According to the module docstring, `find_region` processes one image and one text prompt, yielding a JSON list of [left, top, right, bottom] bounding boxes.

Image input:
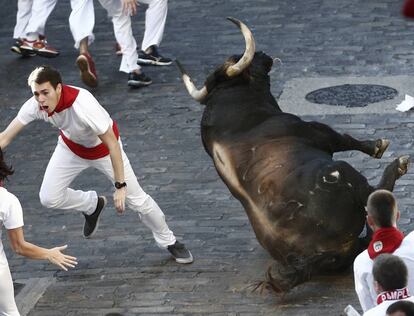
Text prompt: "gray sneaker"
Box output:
[[83, 196, 107, 238], [167, 241, 193, 264]]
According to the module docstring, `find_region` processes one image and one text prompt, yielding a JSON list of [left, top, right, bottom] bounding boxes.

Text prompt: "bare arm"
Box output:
[[0, 117, 25, 149], [7, 227, 77, 271], [98, 127, 127, 213]]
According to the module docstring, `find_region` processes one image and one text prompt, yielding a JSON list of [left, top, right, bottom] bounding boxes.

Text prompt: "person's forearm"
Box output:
[[0, 132, 11, 149], [12, 240, 50, 260], [109, 143, 125, 183], [0, 117, 26, 149]]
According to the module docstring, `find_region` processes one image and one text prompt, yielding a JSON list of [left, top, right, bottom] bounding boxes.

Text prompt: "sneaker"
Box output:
[[11, 38, 35, 56], [76, 53, 98, 88], [137, 45, 172, 66], [115, 43, 122, 56], [167, 241, 193, 264], [19, 37, 59, 58], [83, 196, 107, 238], [127, 71, 152, 87], [10, 39, 23, 55]]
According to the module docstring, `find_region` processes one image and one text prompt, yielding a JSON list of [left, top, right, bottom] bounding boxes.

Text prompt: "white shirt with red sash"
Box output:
[[363, 288, 414, 316], [17, 85, 115, 158], [354, 231, 414, 312]]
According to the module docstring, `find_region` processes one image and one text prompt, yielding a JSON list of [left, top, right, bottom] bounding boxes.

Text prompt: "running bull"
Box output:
[[177, 18, 409, 291]]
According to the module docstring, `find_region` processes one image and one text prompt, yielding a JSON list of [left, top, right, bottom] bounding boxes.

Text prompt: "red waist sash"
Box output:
[[60, 122, 119, 160]]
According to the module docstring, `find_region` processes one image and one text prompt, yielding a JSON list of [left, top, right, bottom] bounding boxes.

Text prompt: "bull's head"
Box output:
[[177, 18, 273, 104]]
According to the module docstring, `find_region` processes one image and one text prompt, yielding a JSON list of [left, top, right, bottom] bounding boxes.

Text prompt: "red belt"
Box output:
[[60, 122, 120, 160]]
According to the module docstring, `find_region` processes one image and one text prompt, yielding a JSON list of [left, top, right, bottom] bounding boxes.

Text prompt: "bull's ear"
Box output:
[[261, 52, 274, 74]]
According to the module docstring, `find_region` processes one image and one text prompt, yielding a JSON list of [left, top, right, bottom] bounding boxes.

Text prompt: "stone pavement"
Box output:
[[1, 0, 414, 315]]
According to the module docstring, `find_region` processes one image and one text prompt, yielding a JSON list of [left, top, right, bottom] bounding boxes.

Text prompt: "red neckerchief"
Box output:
[[377, 287, 410, 304], [39, 85, 79, 117], [0, 180, 3, 187], [368, 227, 404, 259]]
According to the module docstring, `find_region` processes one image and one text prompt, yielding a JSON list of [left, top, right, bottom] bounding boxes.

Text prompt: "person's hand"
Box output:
[[113, 187, 127, 214], [122, 0, 138, 16], [46, 245, 77, 271]]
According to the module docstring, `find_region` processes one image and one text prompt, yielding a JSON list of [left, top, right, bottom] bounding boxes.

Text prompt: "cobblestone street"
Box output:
[[1, 0, 414, 315]]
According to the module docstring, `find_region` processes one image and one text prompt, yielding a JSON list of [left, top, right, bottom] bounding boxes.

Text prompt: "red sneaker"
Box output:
[[20, 37, 59, 58], [76, 53, 98, 88]]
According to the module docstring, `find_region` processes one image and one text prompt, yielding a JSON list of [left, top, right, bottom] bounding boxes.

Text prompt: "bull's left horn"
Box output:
[[225, 17, 256, 77], [176, 60, 208, 102]]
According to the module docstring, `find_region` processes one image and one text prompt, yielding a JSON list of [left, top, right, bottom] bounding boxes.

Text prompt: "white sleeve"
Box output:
[[3, 192, 24, 230], [75, 90, 112, 135], [354, 252, 376, 312], [17, 97, 43, 125]]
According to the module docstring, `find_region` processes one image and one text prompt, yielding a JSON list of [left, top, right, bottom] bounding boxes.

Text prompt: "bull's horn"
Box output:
[[176, 60, 208, 102], [225, 17, 256, 77]]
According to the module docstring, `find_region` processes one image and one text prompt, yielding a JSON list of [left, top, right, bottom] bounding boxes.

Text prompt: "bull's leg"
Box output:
[[252, 256, 313, 294], [253, 251, 352, 294], [377, 155, 410, 191], [304, 121, 389, 158]]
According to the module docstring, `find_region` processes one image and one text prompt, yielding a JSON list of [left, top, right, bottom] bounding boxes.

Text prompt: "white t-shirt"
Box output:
[[17, 85, 112, 148], [363, 296, 414, 316], [354, 231, 414, 312], [0, 187, 24, 267]]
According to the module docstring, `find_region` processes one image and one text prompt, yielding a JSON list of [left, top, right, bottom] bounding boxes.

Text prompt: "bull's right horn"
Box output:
[[176, 60, 208, 102], [225, 17, 256, 77]]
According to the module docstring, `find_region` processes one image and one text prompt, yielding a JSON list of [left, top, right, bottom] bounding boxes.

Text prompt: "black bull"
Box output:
[[178, 18, 409, 291]]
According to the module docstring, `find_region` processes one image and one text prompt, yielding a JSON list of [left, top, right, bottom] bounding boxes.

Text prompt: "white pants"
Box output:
[[0, 265, 19, 316], [98, 0, 168, 73], [69, 0, 95, 49], [13, 0, 57, 39], [39, 138, 176, 248]]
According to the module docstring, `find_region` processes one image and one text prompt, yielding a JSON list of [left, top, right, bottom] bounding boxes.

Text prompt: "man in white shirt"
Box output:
[[363, 254, 414, 316], [0, 148, 77, 316], [354, 190, 414, 312], [0, 65, 193, 264]]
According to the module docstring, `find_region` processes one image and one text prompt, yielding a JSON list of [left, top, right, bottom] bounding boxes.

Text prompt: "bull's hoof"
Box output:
[[398, 155, 410, 176], [250, 266, 292, 294], [373, 139, 390, 159]]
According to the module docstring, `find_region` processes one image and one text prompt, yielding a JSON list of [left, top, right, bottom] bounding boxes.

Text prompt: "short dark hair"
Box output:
[[27, 65, 62, 89], [373, 254, 408, 291], [367, 189, 398, 227], [386, 300, 414, 316], [0, 147, 14, 182]]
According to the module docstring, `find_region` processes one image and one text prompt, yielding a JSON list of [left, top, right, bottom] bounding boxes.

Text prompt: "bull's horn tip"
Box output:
[[175, 59, 187, 75], [227, 17, 241, 26]]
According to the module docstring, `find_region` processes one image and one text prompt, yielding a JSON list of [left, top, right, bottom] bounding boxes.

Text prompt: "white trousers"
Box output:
[[0, 265, 19, 316], [13, 0, 57, 39], [39, 138, 176, 248], [98, 0, 168, 73], [69, 0, 95, 49]]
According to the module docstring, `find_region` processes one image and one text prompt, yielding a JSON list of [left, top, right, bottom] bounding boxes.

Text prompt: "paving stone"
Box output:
[[1, 0, 414, 315]]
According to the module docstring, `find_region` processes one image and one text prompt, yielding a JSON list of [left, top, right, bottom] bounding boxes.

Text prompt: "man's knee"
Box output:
[[39, 190, 63, 209], [136, 195, 158, 215]]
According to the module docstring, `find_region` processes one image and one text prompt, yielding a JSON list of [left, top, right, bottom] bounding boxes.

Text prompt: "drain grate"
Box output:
[[305, 84, 398, 107]]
